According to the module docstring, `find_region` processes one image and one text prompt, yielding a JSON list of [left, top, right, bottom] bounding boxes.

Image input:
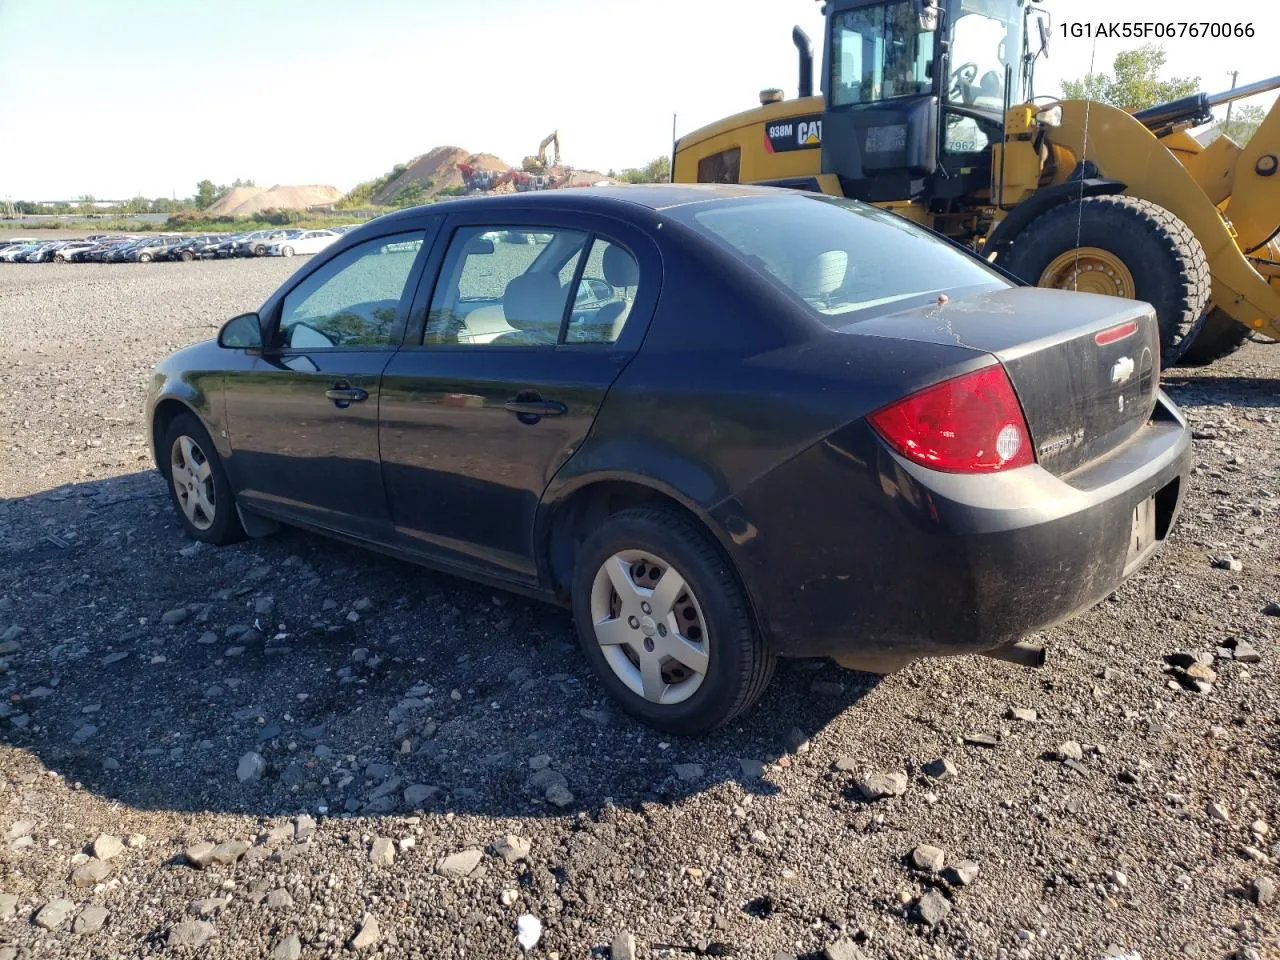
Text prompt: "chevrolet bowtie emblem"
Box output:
[[1110, 356, 1135, 384]]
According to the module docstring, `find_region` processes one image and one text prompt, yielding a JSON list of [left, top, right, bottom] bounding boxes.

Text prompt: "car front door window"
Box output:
[[278, 232, 425, 348]]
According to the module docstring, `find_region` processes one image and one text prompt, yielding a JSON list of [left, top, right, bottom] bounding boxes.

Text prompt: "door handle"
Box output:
[[504, 399, 567, 418], [326, 383, 368, 407]]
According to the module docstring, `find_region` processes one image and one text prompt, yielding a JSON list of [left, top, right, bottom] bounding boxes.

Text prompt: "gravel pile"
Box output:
[[0, 261, 1278, 959]]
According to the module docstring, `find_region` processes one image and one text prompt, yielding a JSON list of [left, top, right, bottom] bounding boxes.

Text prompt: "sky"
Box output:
[[0, 0, 1276, 201]]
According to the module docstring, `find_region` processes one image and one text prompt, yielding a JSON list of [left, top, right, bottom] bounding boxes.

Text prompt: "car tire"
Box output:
[[138, 252, 152, 263], [1001, 195, 1210, 368], [570, 506, 775, 734], [181, 250, 195, 262], [1175, 307, 1253, 366], [161, 412, 245, 546], [281, 246, 294, 258], [253, 244, 266, 256], [54, 253, 65, 263]]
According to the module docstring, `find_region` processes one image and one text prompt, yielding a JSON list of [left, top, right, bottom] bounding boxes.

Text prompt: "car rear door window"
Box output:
[[424, 227, 587, 346], [563, 238, 640, 344], [278, 232, 425, 349]]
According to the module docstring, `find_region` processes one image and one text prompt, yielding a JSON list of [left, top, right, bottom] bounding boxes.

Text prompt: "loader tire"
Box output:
[[1002, 195, 1211, 368], [1175, 308, 1253, 366]]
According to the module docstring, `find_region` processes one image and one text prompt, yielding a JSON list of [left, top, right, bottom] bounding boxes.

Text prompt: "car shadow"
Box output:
[[0, 470, 881, 821], [1162, 373, 1280, 410]]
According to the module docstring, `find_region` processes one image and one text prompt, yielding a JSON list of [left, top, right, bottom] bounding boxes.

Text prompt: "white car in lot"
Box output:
[[266, 230, 340, 258]]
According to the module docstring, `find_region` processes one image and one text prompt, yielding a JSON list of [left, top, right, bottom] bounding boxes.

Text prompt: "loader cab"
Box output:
[[820, 0, 1029, 205]]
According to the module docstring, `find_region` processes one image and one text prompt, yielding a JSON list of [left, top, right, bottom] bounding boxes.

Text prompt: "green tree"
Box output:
[[1061, 44, 1199, 110], [123, 195, 151, 214], [195, 180, 218, 210], [390, 181, 429, 207], [617, 156, 671, 184], [75, 194, 96, 215], [1214, 103, 1266, 146]]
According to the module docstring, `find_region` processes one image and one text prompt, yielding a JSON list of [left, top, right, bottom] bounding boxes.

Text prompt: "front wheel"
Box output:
[[138, 253, 152, 263], [54, 253, 66, 263], [161, 413, 245, 545], [571, 507, 774, 734], [281, 246, 294, 258], [1001, 195, 1210, 367], [253, 244, 266, 256], [181, 250, 194, 262]]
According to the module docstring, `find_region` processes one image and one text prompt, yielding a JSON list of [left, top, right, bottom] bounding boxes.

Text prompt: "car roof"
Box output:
[[368, 183, 789, 229]]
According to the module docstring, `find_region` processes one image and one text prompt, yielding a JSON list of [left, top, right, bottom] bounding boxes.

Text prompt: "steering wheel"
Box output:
[[948, 62, 979, 102]]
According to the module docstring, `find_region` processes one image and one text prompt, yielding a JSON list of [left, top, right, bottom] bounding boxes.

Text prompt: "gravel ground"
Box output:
[[0, 260, 1278, 960]]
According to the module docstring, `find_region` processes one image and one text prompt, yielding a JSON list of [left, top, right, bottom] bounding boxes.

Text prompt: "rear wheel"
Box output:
[[1175, 308, 1253, 366], [138, 252, 152, 263], [1002, 195, 1210, 367], [161, 413, 245, 545], [571, 507, 774, 734], [54, 253, 66, 263], [181, 250, 195, 262]]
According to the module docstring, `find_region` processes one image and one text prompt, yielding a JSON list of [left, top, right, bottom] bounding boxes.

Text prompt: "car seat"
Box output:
[[588, 245, 640, 342], [491, 273, 564, 346]]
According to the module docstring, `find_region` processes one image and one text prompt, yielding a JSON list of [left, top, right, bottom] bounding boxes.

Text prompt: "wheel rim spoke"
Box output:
[[648, 567, 686, 620], [181, 490, 199, 522], [593, 616, 634, 648], [195, 486, 215, 522], [662, 633, 709, 675], [170, 462, 191, 487], [639, 654, 666, 702], [193, 458, 212, 482], [603, 555, 641, 608], [178, 436, 198, 468]]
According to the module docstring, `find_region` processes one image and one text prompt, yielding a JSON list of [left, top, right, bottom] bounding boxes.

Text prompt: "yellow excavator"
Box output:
[[672, 0, 1280, 366], [523, 131, 561, 174]]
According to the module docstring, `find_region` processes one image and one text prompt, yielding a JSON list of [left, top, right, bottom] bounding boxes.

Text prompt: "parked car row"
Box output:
[[0, 226, 359, 264]]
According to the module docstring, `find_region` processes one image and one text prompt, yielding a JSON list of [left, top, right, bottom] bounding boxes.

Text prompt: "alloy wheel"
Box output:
[[170, 435, 216, 531], [589, 549, 710, 704]]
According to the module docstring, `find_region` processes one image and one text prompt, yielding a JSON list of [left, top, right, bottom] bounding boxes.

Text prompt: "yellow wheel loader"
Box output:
[[671, 0, 1280, 367]]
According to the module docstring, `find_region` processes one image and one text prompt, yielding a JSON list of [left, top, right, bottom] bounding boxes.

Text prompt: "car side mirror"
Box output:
[[577, 276, 616, 303], [914, 0, 938, 31], [464, 237, 495, 255], [218, 312, 264, 352]]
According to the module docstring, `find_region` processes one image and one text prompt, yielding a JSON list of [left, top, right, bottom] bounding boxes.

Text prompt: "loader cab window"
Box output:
[[945, 0, 1025, 111], [942, 0, 1026, 155], [830, 2, 935, 106]]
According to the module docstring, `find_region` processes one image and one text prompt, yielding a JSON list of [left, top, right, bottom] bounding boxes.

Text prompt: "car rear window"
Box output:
[[672, 194, 1008, 326]]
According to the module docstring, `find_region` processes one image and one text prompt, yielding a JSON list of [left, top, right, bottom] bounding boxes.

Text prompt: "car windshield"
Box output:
[[672, 194, 1008, 326]]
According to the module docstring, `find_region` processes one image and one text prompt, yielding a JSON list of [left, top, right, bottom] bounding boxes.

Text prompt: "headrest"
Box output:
[[602, 244, 639, 287], [503, 273, 564, 332], [793, 250, 848, 299]]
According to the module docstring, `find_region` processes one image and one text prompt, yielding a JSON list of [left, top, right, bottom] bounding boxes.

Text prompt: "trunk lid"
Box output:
[[842, 287, 1161, 476]]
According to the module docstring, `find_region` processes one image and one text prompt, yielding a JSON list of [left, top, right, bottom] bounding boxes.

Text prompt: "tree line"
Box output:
[[1062, 44, 1266, 145]]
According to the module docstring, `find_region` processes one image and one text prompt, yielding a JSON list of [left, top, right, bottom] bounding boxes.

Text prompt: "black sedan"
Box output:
[[145, 185, 1190, 734]]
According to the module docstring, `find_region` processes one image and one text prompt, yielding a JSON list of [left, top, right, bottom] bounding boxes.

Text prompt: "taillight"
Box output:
[[868, 364, 1035, 473]]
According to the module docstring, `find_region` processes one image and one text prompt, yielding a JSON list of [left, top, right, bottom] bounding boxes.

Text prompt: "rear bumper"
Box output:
[[719, 391, 1191, 660]]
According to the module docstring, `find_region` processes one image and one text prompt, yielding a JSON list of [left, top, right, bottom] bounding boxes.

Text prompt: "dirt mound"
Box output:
[[367, 146, 614, 204], [372, 147, 519, 204], [208, 184, 343, 217], [205, 186, 266, 217]]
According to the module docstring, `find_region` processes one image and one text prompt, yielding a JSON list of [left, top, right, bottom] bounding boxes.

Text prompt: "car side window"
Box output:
[[424, 226, 586, 346], [278, 232, 425, 349], [564, 238, 640, 345]]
